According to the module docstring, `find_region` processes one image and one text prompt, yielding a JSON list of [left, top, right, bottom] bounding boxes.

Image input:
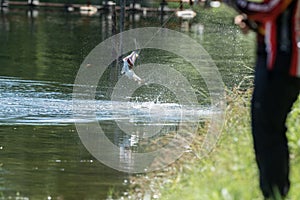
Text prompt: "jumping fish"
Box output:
[[121, 51, 143, 84]]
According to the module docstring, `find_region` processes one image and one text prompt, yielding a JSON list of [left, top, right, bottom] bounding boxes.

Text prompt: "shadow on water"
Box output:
[[0, 4, 254, 199]]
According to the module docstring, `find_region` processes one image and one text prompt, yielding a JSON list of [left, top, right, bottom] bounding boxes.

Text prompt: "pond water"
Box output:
[[0, 5, 254, 200]]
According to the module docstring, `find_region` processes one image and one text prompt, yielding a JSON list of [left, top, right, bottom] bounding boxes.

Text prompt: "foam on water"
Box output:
[[0, 76, 213, 125]]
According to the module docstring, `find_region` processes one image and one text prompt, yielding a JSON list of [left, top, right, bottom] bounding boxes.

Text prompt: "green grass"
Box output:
[[159, 89, 262, 200], [123, 90, 300, 200]]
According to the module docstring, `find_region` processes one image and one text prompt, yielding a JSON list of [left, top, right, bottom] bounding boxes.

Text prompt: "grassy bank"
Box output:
[[108, 4, 299, 200], [158, 89, 260, 200], [118, 90, 300, 200]]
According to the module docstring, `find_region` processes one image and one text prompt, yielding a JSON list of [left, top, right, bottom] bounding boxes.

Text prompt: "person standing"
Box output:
[[226, 0, 300, 198]]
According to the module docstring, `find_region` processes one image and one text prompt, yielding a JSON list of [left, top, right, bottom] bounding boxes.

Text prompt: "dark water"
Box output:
[[0, 5, 254, 200]]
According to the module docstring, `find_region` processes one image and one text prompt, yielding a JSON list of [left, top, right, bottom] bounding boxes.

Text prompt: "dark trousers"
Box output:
[[251, 54, 300, 198]]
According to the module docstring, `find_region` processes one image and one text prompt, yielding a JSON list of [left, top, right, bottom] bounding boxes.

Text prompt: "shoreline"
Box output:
[[111, 89, 300, 199]]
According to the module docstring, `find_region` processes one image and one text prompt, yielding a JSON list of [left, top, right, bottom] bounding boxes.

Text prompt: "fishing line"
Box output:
[[115, 1, 185, 59], [117, 1, 187, 79], [137, 1, 184, 53]]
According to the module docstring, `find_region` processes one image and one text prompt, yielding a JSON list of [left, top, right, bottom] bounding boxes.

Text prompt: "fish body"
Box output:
[[121, 51, 142, 83]]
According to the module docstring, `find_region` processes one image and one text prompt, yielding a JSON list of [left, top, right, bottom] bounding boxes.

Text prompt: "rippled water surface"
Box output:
[[0, 5, 253, 200]]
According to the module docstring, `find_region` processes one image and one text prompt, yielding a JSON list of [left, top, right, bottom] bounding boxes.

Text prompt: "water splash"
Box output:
[[0, 76, 213, 125]]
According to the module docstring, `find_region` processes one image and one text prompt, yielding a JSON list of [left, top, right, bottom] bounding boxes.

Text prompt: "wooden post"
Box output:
[[111, 2, 117, 72], [161, 0, 167, 6], [28, 0, 39, 6], [179, 0, 183, 10], [119, 0, 125, 69], [120, 0, 125, 33], [103, 0, 108, 10], [132, 0, 136, 10], [160, 0, 167, 27], [28, 0, 33, 6], [205, 0, 211, 7], [189, 0, 193, 6], [112, 2, 116, 35]]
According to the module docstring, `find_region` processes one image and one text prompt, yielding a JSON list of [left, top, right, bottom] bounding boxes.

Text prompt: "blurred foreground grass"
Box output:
[[114, 90, 300, 200]]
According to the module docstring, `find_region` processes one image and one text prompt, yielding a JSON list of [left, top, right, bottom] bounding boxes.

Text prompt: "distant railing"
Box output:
[[1, 0, 181, 13]]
